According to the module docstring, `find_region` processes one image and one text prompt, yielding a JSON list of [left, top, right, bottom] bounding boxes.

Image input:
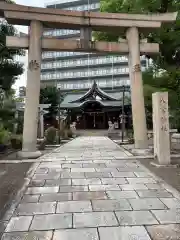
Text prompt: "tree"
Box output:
[[0, 0, 25, 95], [0, 90, 16, 131], [95, 0, 180, 70], [142, 67, 180, 129], [95, 0, 180, 129], [40, 87, 64, 123]]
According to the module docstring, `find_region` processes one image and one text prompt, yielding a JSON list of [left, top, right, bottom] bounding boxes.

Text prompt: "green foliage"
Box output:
[[40, 87, 64, 121], [95, 0, 180, 69], [45, 126, 57, 144], [0, 94, 16, 132], [0, 21, 24, 93], [95, 0, 180, 129], [0, 0, 24, 93], [142, 67, 180, 129], [0, 124, 10, 145]]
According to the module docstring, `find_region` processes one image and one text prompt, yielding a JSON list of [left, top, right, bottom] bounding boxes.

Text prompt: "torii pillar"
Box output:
[[18, 20, 43, 158], [126, 27, 148, 149]]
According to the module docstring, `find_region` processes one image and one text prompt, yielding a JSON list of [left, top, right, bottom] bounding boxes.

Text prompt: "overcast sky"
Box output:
[[14, 0, 52, 92], [14, 0, 76, 93]]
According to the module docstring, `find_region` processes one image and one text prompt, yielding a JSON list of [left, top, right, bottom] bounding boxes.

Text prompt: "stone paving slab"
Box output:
[[14, 202, 56, 216], [92, 199, 132, 211], [127, 178, 157, 184], [56, 201, 92, 213], [39, 193, 72, 202], [160, 198, 180, 209], [30, 213, 72, 230], [89, 184, 120, 191], [146, 224, 180, 240], [25, 186, 59, 194], [145, 183, 164, 190], [106, 190, 139, 199], [2, 231, 53, 240], [151, 209, 180, 224], [45, 179, 71, 186], [59, 186, 88, 192], [71, 178, 101, 185], [29, 180, 45, 187], [61, 172, 85, 179], [137, 190, 173, 198], [32, 173, 62, 180], [111, 172, 136, 177], [85, 172, 112, 178], [115, 210, 159, 225], [73, 212, 118, 228], [73, 191, 108, 200], [101, 177, 127, 185], [98, 226, 151, 240], [120, 184, 148, 190], [5, 216, 33, 232], [21, 194, 40, 203], [53, 228, 99, 240], [2, 136, 180, 240], [129, 198, 167, 210]]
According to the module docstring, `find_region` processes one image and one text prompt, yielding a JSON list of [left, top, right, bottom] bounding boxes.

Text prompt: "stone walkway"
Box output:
[[1, 136, 180, 239]]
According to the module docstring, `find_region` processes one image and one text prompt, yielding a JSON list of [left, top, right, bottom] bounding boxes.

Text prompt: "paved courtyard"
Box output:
[[1, 136, 180, 239]]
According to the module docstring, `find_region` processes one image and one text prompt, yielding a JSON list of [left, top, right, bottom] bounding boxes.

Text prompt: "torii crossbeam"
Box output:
[[6, 36, 159, 54], [0, 1, 177, 158]]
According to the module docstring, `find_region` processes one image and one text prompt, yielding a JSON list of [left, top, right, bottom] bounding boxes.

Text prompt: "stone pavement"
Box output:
[[1, 136, 180, 239]]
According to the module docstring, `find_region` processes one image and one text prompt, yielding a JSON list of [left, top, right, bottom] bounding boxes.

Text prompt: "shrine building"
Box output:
[[60, 81, 131, 129]]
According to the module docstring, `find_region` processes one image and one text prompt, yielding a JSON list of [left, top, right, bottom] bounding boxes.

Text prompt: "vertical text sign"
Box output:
[[152, 92, 170, 165]]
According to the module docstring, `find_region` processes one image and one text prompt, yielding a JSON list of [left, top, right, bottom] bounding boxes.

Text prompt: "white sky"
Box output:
[[14, 0, 80, 93], [14, 0, 54, 92]]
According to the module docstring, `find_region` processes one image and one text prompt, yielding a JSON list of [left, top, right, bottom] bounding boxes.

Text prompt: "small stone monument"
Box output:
[[70, 122, 77, 137], [108, 120, 116, 138], [38, 104, 51, 138], [152, 92, 170, 165]]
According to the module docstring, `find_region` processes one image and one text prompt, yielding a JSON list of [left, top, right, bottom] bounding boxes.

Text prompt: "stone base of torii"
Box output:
[[15, 102, 51, 158]]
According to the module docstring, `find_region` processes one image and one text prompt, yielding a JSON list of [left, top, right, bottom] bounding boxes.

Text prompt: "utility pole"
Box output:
[[58, 88, 61, 144], [121, 85, 125, 142]]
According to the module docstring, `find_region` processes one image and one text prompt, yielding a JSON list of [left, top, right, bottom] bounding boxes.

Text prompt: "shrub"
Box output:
[[0, 125, 10, 145], [45, 126, 57, 144], [10, 134, 22, 149]]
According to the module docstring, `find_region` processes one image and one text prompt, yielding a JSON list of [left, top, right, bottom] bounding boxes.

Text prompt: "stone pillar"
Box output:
[[19, 21, 43, 158], [126, 27, 148, 149], [152, 95, 157, 156], [152, 92, 170, 165], [40, 110, 44, 139]]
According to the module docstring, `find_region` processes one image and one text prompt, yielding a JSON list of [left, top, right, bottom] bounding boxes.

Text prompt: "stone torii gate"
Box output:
[[0, 2, 177, 158]]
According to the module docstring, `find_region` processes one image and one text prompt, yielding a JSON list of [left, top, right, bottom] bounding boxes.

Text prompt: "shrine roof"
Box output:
[[60, 82, 131, 109]]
